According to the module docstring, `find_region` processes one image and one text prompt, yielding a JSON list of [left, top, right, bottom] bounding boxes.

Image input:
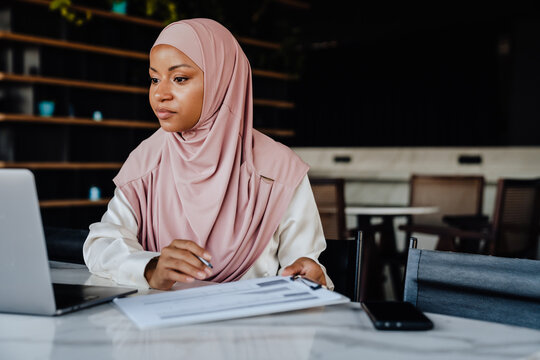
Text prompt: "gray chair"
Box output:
[[403, 238, 540, 329]]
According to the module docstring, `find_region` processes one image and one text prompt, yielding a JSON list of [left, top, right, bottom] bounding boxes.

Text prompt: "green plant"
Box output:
[[144, 0, 178, 24], [49, 0, 92, 26], [49, 0, 179, 26]]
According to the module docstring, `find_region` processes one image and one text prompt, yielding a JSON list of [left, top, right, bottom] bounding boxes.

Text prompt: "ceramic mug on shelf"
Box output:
[[89, 186, 101, 201], [93, 111, 103, 121], [111, 0, 127, 14], [38, 101, 55, 117]]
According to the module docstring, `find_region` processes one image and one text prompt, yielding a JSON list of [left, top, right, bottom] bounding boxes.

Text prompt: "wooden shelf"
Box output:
[[39, 198, 110, 208], [0, 113, 295, 137], [252, 69, 298, 81], [0, 161, 123, 170], [0, 32, 298, 81], [16, 0, 282, 50], [257, 128, 296, 137], [0, 113, 159, 129], [0, 72, 147, 94], [0, 31, 148, 59], [0, 73, 295, 108], [253, 98, 295, 109]]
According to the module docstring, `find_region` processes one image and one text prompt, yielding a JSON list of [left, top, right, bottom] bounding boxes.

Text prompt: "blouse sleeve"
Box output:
[[275, 175, 335, 290], [83, 188, 159, 288]]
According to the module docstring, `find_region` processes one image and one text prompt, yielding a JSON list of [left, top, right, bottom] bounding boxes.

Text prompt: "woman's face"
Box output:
[[149, 44, 204, 133]]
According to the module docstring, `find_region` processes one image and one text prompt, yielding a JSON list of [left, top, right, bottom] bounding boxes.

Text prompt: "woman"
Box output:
[[83, 18, 332, 290]]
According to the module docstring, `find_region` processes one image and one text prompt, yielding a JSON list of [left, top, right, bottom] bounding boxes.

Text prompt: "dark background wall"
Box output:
[[290, 2, 540, 147], [6, 1, 539, 148]]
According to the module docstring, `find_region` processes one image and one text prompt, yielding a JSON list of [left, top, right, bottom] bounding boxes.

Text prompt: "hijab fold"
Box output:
[[114, 18, 309, 282]]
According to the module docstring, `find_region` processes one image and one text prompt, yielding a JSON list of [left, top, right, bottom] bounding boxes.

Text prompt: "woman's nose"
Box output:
[[154, 82, 173, 101]]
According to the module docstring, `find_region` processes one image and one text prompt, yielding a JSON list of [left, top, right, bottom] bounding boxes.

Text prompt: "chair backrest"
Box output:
[[310, 177, 347, 240], [318, 232, 363, 302], [44, 226, 89, 264], [409, 174, 484, 226], [490, 178, 540, 259], [403, 245, 540, 330]]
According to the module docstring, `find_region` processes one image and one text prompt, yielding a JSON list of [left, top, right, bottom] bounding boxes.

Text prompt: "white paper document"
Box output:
[[114, 276, 349, 329]]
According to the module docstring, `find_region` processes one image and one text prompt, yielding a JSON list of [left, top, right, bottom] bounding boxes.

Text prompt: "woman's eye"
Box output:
[[174, 76, 188, 83], [149, 77, 159, 85]]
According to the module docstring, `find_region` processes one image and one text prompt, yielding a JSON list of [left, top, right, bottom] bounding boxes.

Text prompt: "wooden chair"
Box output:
[[401, 178, 540, 259], [398, 174, 485, 251], [456, 178, 540, 258], [310, 177, 347, 240]]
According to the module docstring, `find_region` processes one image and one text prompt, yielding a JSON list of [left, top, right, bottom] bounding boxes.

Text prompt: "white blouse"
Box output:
[[83, 175, 334, 290]]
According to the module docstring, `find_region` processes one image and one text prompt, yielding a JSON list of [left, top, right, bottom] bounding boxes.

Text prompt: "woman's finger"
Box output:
[[160, 253, 212, 278], [281, 262, 304, 277], [164, 268, 195, 283], [161, 244, 212, 271], [169, 258, 211, 279], [169, 239, 212, 261], [282, 257, 326, 286]]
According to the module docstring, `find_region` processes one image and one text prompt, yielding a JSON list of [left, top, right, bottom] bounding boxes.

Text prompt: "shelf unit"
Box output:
[[0, 0, 304, 228]]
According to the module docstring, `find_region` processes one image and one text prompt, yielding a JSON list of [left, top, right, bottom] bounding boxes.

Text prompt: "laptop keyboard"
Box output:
[[53, 283, 94, 309]]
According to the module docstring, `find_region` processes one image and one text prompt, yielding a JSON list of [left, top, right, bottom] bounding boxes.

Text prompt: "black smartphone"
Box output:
[[361, 301, 434, 330]]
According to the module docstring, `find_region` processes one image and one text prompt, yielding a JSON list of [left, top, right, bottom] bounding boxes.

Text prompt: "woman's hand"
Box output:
[[144, 239, 213, 290], [281, 257, 327, 287]]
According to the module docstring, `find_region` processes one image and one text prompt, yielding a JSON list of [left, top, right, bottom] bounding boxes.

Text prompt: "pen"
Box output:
[[196, 255, 213, 269], [290, 275, 322, 290]]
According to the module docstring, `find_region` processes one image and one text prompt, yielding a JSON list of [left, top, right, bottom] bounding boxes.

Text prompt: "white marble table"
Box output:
[[1, 262, 539, 360]]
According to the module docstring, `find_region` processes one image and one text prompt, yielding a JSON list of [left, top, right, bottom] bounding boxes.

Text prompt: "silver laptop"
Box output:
[[0, 169, 137, 315]]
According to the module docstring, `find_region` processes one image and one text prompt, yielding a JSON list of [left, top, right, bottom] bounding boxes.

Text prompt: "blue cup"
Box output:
[[93, 110, 103, 121], [111, 0, 127, 14], [38, 101, 55, 117], [89, 186, 101, 201]]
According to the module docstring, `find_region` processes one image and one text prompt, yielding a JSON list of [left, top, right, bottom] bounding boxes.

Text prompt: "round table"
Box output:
[[345, 205, 439, 301], [345, 206, 439, 216]]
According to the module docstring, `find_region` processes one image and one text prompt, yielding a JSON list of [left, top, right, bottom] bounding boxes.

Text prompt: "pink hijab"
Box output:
[[113, 18, 309, 282]]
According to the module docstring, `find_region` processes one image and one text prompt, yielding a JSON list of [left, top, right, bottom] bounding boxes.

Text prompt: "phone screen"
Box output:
[[361, 301, 433, 330]]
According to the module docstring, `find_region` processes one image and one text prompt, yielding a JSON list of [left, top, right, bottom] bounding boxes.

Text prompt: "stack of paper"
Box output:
[[114, 276, 349, 329]]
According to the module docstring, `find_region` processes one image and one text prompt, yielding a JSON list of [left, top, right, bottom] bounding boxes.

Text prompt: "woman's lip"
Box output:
[[156, 110, 176, 120]]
